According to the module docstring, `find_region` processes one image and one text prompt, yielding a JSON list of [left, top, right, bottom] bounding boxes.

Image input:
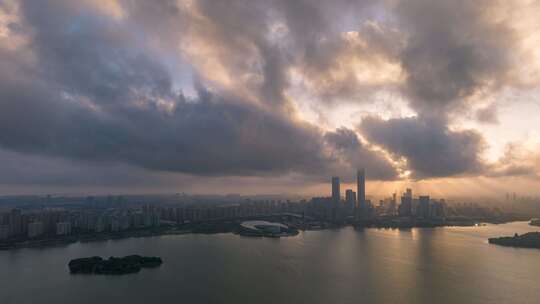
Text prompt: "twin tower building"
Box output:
[[331, 169, 367, 217]]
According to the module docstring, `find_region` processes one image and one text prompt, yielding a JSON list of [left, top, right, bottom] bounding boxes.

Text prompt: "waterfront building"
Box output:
[[239, 221, 288, 235]]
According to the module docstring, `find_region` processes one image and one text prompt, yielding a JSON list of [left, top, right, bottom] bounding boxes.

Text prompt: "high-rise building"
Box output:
[[406, 188, 412, 198], [345, 189, 356, 204], [357, 169, 366, 208], [332, 176, 340, 203], [356, 168, 366, 218], [418, 195, 430, 218], [389, 193, 398, 216], [399, 189, 413, 217], [345, 189, 356, 213]]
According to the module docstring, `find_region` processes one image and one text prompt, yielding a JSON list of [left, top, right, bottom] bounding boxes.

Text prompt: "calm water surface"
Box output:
[[1, 221, 540, 304]]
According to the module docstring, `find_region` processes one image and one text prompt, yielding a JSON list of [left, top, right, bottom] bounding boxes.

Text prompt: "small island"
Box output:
[[68, 255, 162, 275], [488, 232, 540, 249], [530, 218, 540, 227]]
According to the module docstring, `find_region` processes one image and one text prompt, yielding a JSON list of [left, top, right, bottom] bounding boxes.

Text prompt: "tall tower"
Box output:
[[331, 176, 340, 203], [345, 190, 356, 214], [357, 169, 365, 208]]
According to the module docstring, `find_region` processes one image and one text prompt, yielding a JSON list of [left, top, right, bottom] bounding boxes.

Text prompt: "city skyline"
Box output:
[[2, 167, 530, 245]]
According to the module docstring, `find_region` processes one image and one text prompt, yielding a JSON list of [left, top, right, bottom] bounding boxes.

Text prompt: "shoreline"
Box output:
[[489, 232, 540, 249], [1, 219, 533, 251]]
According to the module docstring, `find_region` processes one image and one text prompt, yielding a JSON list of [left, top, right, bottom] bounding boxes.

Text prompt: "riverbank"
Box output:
[[0, 217, 533, 251], [0, 228, 191, 251], [488, 232, 540, 249]]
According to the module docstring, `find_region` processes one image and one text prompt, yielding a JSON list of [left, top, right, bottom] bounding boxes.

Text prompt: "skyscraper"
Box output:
[[399, 189, 413, 217], [406, 188, 412, 198], [345, 189, 356, 204], [331, 176, 340, 203], [357, 169, 365, 208], [345, 189, 356, 213], [418, 195, 430, 218]]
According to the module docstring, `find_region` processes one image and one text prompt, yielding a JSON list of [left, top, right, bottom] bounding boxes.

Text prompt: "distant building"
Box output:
[[111, 218, 120, 232], [357, 169, 366, 208], [28, 221, 44, 238], [399, 190, 413, 217], [418, 196, 430, 218], [56, 222, 72, 235], [389, 193, 398, 216], [142, 204, 160, 227], [430, 200, 447, 218], [345, 189, 356, 213], [0, 225, 9, 240], [120, 216, 131, 230], [9, 209, 23, 237], [406, 188, 412, 198], [356, 169, 366, 219], [95, 216, 107, 232], [311, 197, 334, 221], [331, 177, 340, 203]]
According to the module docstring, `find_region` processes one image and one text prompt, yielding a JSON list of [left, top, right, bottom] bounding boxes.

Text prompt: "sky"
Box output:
[[1, 0, 540, 197]]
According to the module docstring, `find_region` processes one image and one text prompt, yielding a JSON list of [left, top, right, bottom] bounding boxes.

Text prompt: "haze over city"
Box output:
[[1, 0, 540, 197]]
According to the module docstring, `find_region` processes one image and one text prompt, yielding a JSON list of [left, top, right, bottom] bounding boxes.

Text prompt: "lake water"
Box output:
[[1, 221, 540, 304]]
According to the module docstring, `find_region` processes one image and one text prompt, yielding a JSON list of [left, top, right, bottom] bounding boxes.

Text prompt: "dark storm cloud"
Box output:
[[359, 116, 486, 178], [0, 51, 328, 176], [0, 0, 314, 176], [0, 0, 532, 187], [0, 0, 398, 182], [395, 0, 513, 116], [19, 0, 174, 108]]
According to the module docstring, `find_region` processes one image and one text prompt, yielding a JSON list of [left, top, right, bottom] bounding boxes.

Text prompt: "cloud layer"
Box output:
[[0, 0, 539, 191], [359, 116, 486, 178]]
